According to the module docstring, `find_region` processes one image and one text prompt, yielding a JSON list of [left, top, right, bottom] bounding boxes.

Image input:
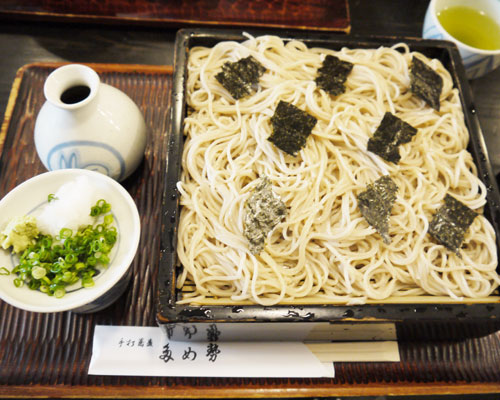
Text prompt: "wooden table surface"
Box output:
[[0, 0, 499, 398]]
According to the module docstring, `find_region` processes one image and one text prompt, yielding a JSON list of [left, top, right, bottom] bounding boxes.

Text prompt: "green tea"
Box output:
[[437, 6, 500, 50]]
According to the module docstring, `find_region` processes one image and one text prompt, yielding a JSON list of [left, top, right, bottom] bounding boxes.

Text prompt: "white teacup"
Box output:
[[423, 0, 500, 79]]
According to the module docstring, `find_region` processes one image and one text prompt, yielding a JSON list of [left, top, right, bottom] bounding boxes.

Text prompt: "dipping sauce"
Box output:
[[60, 85, 91, 104], [437, 6, 500, 50]]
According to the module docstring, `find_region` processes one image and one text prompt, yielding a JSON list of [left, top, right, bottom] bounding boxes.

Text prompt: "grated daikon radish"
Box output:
[[37, 175, 100, 237]]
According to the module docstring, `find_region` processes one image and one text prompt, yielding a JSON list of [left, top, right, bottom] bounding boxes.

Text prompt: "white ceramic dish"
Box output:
[[0, 169, 141, 313]]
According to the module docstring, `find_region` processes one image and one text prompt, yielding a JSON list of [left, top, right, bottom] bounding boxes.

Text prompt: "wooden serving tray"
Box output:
[[0, 62, 499, 398], [0, 0, 350, 32]]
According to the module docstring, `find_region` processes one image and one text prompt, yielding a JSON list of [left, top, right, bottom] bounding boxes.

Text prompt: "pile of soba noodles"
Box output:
[[175, 34, 500, 306]]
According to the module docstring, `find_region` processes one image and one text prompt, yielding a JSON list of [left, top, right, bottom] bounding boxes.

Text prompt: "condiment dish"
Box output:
[[0, 169, 140, 313]]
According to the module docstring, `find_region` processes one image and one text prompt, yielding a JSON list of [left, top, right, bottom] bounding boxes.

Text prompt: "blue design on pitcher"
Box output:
[[46, 140, 126, 181], [58, 152, 79, 169], [58, 151, 111, 176]]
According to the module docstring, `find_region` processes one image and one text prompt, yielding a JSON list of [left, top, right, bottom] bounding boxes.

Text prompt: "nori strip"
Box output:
[[244, 177, 287, 255], [428, 194, 478, 254], [315, 54, 354, 96], [410, 56, 443, 111], [357, 175, 398, 244], [367, 112, 418, 164], [215, 55, 266, 100], [268, 101, 318, 156]]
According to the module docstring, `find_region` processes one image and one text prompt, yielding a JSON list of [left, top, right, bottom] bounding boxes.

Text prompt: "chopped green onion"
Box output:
[[62, 271, 74, 282], [82, 277, 94, 288], [48, 194, 57, 202], [9, 198, 116, 298], [50, 264, 62, 274], [99, 254, 110, 264], [29, 280, 40, 290], [75, 262, 86, 271], [59, 228, 72, 239], [0, 267, 10, 275], [41, 237, 52, 248], [39, 249, 51, 262], [89, 199, 111, 217], [32, 266, 46, 280], [65, 253, 78, 264], [91, 240, 102, 252]]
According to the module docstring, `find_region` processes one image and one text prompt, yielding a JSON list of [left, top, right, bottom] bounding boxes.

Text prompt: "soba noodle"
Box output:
[[175, 35, 500, 305]]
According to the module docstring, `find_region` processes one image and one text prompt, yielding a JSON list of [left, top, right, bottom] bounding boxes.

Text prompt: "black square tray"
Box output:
[[157, 28, 500, 341]]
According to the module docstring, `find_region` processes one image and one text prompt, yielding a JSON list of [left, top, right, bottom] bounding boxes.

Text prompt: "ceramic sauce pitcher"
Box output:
[[34, 64, 147, 181]]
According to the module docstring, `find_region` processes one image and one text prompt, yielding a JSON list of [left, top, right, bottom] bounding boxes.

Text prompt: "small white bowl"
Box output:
[[0, 169, 140, 313]]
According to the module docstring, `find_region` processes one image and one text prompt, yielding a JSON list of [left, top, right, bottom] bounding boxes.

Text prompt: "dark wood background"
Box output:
[[0, 0, 499, 398], [0, 0, 351, 31]]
